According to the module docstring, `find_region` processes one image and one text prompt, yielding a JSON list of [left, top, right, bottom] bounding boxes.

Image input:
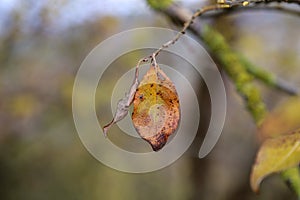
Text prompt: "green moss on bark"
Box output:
[[282, 167, 300, 198], [202, 25, 266, 125], [146, 0, 173, 10]]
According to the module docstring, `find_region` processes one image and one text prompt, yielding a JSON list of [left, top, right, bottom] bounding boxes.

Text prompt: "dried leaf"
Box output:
[[250, 129, 300, 193], [103, 58, 149, 136], [131, 64, 180, 151], [258, 97, 300, 142], [103, 71, 139, 136]]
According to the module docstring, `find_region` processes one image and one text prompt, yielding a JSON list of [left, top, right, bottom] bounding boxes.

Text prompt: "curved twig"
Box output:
[[145, 1, 300, 96]]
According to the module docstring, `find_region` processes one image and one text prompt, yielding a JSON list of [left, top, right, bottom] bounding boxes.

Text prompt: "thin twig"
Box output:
[[152, 4, 231, 58], [149, 0, 300, 59], [146, 1, 299, 96], [225, 0, 300, 5], [201, 5, 300, 18], [135, 57, 149, 80]]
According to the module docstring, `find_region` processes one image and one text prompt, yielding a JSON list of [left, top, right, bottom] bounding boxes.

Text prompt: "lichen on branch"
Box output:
[[202, 25, 266, 125], [146, 0, 173, 10], [145, 0, 300, 196]]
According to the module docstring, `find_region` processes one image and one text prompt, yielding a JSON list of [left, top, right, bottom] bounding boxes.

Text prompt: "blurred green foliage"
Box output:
[[147, 0, 173, 10]]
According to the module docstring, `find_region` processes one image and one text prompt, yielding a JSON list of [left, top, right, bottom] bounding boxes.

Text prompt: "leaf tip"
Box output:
[[102, 122, 113, 138], [250, 169, 261, 194], [102, 127, 108, 138], [148, 133, 168, 151]]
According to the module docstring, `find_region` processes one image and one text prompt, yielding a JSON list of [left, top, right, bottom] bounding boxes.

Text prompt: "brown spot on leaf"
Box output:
[[148, 133, 167, 151]]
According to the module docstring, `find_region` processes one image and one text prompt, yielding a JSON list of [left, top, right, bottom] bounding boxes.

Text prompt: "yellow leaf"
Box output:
[[132, 65, 180, 151], [258, 97, 300, 142], [250, 129, 300, 193]]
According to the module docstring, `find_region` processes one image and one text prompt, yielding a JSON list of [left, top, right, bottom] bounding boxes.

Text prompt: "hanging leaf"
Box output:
[[103, 58, 148, 136], [132, 64, 180, 151], [258, 97, 300, 142], [103, 77, 139, 136], [250, 129, 300, 193]]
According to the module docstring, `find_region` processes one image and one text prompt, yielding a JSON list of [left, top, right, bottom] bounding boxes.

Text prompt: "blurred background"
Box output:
[[0, 0, 300, 199]]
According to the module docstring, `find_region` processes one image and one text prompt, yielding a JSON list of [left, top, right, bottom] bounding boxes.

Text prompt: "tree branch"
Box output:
[[152, 2, 299, 97], [147, 0, 300, 197], [224, 0, 300, 5], [238, 55, 300, 95], [151, 2, 299, 121], [201, 5, 300, 18], [281, 167, 300, 197]]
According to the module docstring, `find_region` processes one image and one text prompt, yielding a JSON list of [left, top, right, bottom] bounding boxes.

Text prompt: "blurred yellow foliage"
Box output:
[[258, 97, 300, 142], [9, 93, 39, 118], [251, 130, 300, 193]]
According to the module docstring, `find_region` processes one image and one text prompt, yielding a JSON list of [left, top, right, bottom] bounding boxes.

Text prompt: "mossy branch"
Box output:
[[146, 0, 173, 10], [146, 0, 300, 197], [201, 25, 266, 124], [239, 55, 299, 95], [282, 167, 300, 199]]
